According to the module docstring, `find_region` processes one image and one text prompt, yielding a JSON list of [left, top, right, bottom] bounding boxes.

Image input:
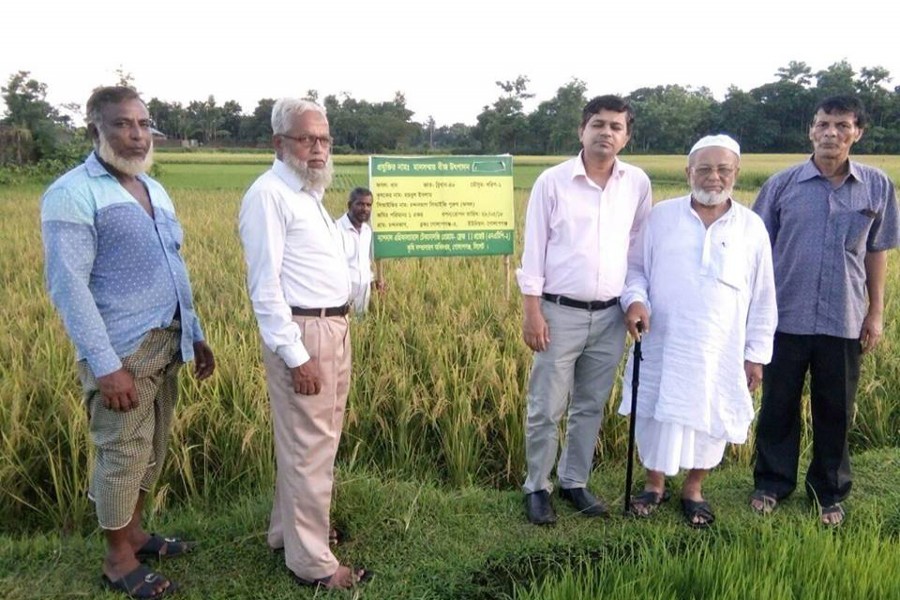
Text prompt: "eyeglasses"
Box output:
[[692, 165, 737, 179], [279, 133, 333, 149]]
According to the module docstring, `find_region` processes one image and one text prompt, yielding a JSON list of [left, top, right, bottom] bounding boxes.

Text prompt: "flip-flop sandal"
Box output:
[[136, 534, 196, 560], [681, 498, 715, 529], [820, 503, 846, 527], [292, 566, 373, 589], [102, 564, 177, 599], [749, 490, 778, 515], [629, 489, 670, 517]]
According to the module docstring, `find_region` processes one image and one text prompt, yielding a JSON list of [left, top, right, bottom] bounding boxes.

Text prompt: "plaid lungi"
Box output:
[[77, 323, 183, 530]]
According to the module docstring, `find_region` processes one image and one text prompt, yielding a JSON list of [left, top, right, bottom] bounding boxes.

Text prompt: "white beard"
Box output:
[[284, 153, 334, 190], [692, 186, 732, 207], [96, 133, 154, 177]]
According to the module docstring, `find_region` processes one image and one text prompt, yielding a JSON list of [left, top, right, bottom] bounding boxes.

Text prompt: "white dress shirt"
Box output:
[[516, 153, 652, 301], [337, 213, 373, 314], [619, 196, 777, 442], [239, 160, 350, 368]]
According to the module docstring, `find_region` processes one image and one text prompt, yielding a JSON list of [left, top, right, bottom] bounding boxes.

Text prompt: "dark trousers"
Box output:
[[753, 332, 860, 507]]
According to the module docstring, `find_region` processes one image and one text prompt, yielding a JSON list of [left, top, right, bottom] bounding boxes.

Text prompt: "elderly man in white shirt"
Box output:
[[238, 98, 368, 590], [517, 95, 652, 525], [337, 187, 376, 315], [619, 135, 777, 528]]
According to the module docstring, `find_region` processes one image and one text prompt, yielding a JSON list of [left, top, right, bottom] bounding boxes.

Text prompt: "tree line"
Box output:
[[2, 60, 899, 171]]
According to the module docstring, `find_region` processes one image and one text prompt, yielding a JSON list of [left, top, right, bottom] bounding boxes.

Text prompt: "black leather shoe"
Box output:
[[559, 487, 609, 517], [525, 490, 557, 525]]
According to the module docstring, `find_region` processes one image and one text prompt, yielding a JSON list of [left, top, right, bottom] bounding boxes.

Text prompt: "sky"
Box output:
[[2, 0, 898, 127]]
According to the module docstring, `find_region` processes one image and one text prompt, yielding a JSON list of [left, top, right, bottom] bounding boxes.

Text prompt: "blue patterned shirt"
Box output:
[[753, 158, 900, 339], [41, 152, 204, 377]]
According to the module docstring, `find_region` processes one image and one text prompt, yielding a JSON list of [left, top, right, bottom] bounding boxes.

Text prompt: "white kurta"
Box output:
[[618, 196, 777, 461]]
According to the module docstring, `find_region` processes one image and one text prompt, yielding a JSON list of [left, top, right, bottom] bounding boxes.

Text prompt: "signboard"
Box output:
[[369, 155, 514, 258]]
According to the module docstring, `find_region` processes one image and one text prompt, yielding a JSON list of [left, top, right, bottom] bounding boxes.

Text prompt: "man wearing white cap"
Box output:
[[619, 134, 777, 528]]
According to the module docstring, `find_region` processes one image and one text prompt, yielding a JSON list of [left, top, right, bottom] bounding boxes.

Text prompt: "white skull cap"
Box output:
[[689, 134, 740, 157]]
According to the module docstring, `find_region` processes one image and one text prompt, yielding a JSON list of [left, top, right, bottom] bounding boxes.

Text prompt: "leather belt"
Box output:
[[542, 293, 619, 311], [291, 304, 350, 317]]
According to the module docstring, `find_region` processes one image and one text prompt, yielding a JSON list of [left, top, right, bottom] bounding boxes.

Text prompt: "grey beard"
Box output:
[[96, 134, 153, 176], [284, 154, 334, 190], [692, 187, 731, 207]]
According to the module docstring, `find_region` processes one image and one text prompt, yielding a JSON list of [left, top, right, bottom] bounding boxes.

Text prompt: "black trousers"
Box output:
[[753, 332, 861, 507]]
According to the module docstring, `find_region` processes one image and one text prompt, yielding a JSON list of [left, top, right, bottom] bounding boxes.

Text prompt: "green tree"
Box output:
[[815, 60, 857, 98], [239, 98, 276, 145], [1, 71, 73, 164], [528, 78, 587, 155], [628, 85, 714, 153], [475, 75, 533, 153], [711, 86, 778, 152]]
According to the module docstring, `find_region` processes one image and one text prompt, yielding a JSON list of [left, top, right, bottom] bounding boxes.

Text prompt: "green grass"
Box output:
[[2, 450, 899, 599]]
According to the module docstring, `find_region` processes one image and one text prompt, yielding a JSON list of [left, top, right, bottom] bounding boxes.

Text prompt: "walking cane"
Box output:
[[623, 321, 643, 515]]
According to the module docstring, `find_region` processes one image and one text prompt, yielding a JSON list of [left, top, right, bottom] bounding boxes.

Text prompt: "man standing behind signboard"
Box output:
[[337, 187, 383, 315], [517, 95, 652, 524], [751, 96, 900, 526], [238, 98, 368, 589]]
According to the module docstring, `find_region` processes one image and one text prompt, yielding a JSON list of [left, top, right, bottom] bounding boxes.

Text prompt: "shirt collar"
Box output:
[[338, 213, 356, 231], [798, 155, 861, 184], [571, 150, 624, 182], [272, 158, 324, 200]]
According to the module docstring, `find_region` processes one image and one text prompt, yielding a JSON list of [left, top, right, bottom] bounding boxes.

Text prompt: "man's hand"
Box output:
[[744, 361, 763, 393], [860, 311, 884, 354], [193, 341, 216, 380], [373, 279, 387, 294], [625, 302, 650, 340], [522, 296, 550, 352], [291, 360, 321, 395], [97, 368, 138, 412]]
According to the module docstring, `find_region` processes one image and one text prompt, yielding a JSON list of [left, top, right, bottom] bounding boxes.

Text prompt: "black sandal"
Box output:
[[102, 564, 177, 599], [681, 498, 715, 529], [629, 489, 670, 517], [820, 503, 846, 527], [136, 533, 196, 560], [749, 490, 778, 515]]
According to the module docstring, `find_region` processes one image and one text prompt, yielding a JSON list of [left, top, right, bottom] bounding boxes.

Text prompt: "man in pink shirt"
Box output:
[[517, 95, 652, 525]]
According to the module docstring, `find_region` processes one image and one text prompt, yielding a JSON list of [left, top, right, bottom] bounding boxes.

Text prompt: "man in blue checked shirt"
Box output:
[[41, 86, 214, 599]]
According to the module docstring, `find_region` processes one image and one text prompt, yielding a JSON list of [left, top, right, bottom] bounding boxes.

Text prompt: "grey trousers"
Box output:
[[523, 299, 626, 494]]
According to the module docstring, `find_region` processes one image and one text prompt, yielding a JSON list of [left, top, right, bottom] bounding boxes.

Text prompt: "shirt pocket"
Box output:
[[836, 209, 874, 255], [711, 233, 747, 291], [159, 213, 184, 251]]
